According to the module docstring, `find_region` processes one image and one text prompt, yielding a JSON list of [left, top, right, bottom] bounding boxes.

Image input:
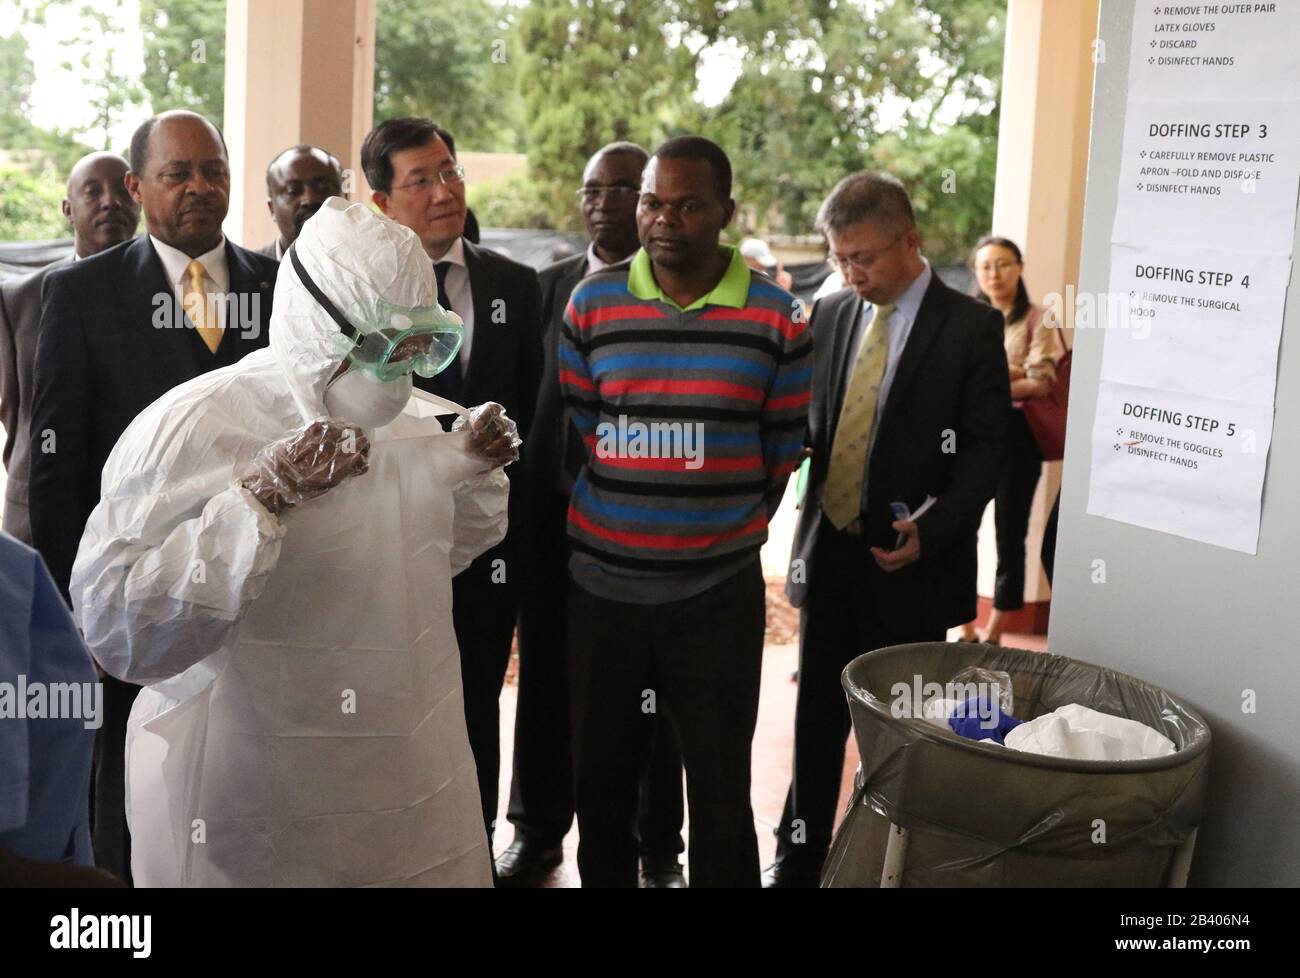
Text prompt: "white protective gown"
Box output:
[[71, 198, 505, 887]]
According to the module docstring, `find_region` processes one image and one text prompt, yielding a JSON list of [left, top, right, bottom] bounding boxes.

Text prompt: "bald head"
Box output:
[[129, 110, 226, 176], [583, 141, 649, 180], [265, 144, 344, 249], [62, 152, 138, 258], [580, 142, 648, 264], [125, 110, 231, 256]]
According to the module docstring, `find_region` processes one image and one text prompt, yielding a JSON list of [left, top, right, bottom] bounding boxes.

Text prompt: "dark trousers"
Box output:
[[776, 518, 945, 876], [506, 493, 684, 858], [453, 541, 520, 841], [1041, 492, 1060, 587], [569, 560, 765, 887], [91, 674, 139, 883], [993, 409, 1043, 611]]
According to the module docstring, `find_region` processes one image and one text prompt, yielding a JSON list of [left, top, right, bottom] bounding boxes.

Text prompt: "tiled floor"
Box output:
[[491, 582, 1047, 887]]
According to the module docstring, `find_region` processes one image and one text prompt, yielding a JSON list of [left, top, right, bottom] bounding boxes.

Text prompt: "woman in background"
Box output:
[[958, 236, 1063, 645]]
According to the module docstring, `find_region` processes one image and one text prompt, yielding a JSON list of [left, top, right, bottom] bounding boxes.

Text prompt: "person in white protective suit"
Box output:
[[70, 197, 522, 887]]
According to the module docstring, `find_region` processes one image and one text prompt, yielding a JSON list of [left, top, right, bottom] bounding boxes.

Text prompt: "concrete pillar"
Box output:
[[978, 0, 1100, 630], [222, 0, 376, 250]]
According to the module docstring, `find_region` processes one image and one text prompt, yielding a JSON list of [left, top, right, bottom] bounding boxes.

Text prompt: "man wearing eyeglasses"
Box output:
[[764, 171, 1009, 887], [363, 117, 543, 847], [496, 142, 689, 888]]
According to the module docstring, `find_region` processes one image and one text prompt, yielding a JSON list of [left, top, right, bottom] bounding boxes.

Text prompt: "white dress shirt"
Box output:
[[585, 242, 611, 275], [150, 235, 230, 331], [435, 237, 476, 368]]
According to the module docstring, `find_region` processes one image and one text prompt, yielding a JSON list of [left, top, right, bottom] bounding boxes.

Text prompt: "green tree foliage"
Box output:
[[139, 0, 228, 126], [699, 0, 1005, 258], [37, 1, 146, 149], [512, 0, 710, 232], [495, 0, 1004, 261], [0, 162, 69, 241], [0, 28, 36, 137], [374, 0, 522, 153], [0, 24, 96, 241], [467, 168, 556, 230], [2, 0, 1005, 258]]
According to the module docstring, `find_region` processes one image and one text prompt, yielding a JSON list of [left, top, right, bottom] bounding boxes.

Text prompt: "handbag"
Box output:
[[1020, 308, 1070, 461]]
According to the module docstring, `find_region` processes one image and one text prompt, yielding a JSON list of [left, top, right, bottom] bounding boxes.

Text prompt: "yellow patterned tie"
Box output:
[[822, 303, 895, 530], [184, 259, 223, 354]]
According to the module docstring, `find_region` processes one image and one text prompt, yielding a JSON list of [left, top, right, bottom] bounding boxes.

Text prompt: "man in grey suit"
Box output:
[[0, 152, 139, 543]]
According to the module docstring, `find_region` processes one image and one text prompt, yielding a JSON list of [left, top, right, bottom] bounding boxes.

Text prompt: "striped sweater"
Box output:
[[559, 246, 812, 574]]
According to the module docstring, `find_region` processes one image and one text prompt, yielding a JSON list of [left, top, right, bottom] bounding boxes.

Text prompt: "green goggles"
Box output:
[[288, 243, 464, 383]]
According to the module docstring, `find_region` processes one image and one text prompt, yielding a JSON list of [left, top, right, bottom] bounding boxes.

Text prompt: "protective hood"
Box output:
[[269, 196, 440, 422]]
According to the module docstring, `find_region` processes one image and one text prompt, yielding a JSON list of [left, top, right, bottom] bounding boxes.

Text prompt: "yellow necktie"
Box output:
[[184, 259, 223, 354], [822, 303, 895, 530]]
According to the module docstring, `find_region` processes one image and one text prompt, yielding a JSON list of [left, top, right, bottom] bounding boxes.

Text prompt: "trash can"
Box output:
[[822, 643, 1211, 888]]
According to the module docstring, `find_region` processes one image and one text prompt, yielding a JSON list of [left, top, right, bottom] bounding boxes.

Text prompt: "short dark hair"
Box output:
[[651, 135, 732, 200], [265, 144, 343, 193], [128, 112, 227, 176], [815, 171, 916, 238], [361, 117, 457, 194]]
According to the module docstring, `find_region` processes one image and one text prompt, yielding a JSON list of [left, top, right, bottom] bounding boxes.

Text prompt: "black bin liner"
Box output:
[[822, 643, 1211, 887]]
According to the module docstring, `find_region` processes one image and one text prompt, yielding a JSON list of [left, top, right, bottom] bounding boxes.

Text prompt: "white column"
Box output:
[[980, 0, 1100, 620]]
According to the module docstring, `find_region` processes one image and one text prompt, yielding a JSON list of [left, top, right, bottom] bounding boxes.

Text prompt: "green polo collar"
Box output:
[[627, 245, 749, 311]]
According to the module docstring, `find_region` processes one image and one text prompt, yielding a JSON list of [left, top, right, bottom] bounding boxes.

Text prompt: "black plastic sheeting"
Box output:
[[823, 642, 1211, 888], [0, 231, 593, 282], [0, 239, 75, 280]]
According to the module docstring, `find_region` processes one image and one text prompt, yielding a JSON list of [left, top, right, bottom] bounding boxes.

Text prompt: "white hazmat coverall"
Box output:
[[70, 198, 506, 887]]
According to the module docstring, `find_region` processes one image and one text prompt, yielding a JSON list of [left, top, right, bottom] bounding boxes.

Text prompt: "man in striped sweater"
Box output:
[[559, 136, 812, 887]]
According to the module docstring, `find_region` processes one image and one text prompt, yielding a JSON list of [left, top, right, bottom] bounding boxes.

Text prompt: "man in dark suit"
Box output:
[[364, 117, 543, 844], [1, 152, 139, 544], [29, 110, 278, 880], [765, 171, 1009, 887], [496, 142, 688, 888], [257, 144, 344, 260]]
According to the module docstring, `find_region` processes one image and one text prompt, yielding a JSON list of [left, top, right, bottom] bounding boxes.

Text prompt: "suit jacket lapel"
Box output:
[[224, 241, 273, 348], [114, 235, 175, 336], [826, 292, 864, 442], [461, 239, 496, 397], [226, 239, 272, 296], [560, 256, 586, 308]]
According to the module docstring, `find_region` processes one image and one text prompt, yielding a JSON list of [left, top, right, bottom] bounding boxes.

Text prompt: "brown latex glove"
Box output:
[[454, 402, 521, 469], [240, 419, 371, 517]]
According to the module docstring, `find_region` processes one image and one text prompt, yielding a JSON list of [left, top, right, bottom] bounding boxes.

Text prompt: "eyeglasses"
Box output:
[[975, 260, 1019, 274], [391, 164, 467, 193], [577, 185, 639, 203], [829, 230, 906, 273]]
